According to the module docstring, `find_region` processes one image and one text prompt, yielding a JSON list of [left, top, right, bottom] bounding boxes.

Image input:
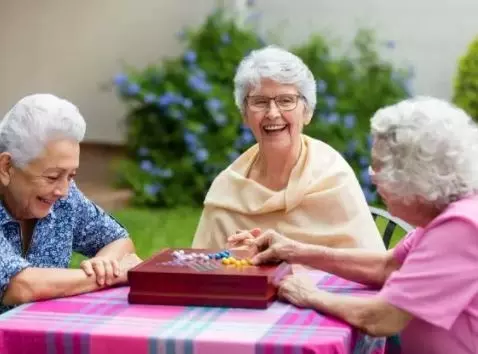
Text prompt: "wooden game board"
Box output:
[[127, 248, 292, 309]]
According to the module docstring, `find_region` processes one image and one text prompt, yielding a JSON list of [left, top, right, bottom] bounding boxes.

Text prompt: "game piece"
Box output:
[[127, 248, 292, 309]]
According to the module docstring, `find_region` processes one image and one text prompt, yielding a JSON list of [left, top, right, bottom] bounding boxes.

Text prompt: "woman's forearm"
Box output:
[[2, 267, 125, 306], [307, 290, 411, 337], [290, 245, 398, 287], [95, 237, 135, 259]]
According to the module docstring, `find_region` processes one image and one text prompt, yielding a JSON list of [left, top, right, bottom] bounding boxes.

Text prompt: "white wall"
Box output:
[[0, 0, 226, 144], [1, 0, 477, 144]]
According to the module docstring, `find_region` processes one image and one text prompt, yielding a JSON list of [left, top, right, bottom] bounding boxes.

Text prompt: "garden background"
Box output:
[[1, 0, 477, 265]]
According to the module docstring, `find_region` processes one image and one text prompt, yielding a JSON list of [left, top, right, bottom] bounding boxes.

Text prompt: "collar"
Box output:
[[0, 200, 56, 226]]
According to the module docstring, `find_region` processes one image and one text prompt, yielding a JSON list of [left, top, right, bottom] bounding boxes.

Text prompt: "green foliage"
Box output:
[[111, 9, 412, 208], [453, 36, 478, 120]]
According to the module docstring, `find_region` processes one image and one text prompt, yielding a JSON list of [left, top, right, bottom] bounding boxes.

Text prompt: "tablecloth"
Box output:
[[0, 270, 385, 354]]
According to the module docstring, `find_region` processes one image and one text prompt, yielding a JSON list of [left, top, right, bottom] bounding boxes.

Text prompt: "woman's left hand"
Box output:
[[277, 274, 319, 308], [80, 256, 120, 287]]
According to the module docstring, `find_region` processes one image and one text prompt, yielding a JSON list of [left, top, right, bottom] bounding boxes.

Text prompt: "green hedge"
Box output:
[[453, 36, 478, 120], [111, 9, 411, 208]]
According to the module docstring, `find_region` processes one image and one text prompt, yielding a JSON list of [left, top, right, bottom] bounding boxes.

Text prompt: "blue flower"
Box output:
[[360, 168, 372, 186], [144, 93, 156, 104], [316, 80, 327, 93], [366, 134, 373, 149], [158, 92, 179, 107], [206, 98, 222, 112], [359, 155, 370, 167], [325, 113, 339, 124], [221, 33, 231, 44], [362, 186, 377, 204], [240, 129, 255, 145], [138, 147, 149, 157], [227, 151, 240, 161], [325, 95, 337, 108], [182, 98, 193, 109], [121, 83, 140, 97], [184, 131, 198, 148], [184, 50, 197, 64], [113, 73, 129, 87], [344, 139, 358, 158], [343, 114, 356, 129], [214, 114, 227, 126], [140, 160, 153, 172], [144, 183, 162, 196], [195, 148, 209, 162], [188, 75, 211, 93]]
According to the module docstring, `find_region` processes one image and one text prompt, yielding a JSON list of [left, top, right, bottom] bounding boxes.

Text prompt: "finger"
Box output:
[[251, 247, 275, 265], [250, 228, 262, 237], [103, 260, 114, 285], [112, 259, 121, 277], [92, 261, 106, 286], [80, 260, 94, 276], [252, 232, 272, 251]]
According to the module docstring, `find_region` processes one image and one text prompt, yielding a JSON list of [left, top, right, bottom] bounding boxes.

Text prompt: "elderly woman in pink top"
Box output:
[[238, 97, 478, 353]]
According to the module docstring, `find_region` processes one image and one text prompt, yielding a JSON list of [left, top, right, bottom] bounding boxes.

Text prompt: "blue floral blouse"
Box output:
[[0, 181, 129, 313]]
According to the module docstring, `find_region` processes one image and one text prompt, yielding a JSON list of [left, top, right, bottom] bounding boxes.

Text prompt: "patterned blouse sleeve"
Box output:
[[0, 231, 31, 302], [70, 182, 129, 258]]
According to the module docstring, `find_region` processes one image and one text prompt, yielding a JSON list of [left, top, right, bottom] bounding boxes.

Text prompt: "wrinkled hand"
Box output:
[[226, 228, 261, 250], [277, 274, 319, 308], [251, 229, 301, 265], [81, 256, 121, 286], [81, 253, 143, 287]]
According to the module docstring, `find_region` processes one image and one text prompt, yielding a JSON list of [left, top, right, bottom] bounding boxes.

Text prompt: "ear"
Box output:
[[303, 108, 313, 126], [0, 153, 13, 186]]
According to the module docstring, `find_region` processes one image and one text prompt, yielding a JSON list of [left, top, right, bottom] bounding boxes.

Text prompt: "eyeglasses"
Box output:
[[245, 94, 304, 112]]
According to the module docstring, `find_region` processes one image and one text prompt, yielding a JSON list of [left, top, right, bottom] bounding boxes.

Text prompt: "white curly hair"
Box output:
[[370, 96, 478, 208], [0, 93, 86, 168], [233, 45, 317, 115]]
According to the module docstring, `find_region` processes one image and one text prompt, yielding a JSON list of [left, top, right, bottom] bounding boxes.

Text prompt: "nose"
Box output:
[[265, 100, 281, 120], [53, 178, 70, 198]]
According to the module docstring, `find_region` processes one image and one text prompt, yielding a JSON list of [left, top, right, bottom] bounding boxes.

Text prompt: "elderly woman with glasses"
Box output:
[[192, 45, 384, 251], [246, 97, 478, 354], [0, 94, 141, 313]]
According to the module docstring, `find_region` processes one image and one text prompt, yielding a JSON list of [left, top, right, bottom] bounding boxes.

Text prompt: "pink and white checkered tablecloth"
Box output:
[[0, 270, 385, 354]]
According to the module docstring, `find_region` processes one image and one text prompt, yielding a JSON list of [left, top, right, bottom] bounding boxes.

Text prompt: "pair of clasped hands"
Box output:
[[80, 253, 142, 288], [226, 228, 320, 308]]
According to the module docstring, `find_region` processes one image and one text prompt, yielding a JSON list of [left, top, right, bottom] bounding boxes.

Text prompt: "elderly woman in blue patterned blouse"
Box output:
[[0, 93, 141, 313]]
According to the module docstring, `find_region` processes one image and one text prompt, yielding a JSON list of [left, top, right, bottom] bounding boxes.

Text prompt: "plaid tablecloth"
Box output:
[[0, 270, 385, 354]]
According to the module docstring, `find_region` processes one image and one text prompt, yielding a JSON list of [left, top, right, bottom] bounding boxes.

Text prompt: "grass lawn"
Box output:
[[70, 206, 202, 267], [70, 206, 407, 268]]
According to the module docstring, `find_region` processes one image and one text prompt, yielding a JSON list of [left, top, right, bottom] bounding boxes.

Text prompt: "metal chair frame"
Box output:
[[369, 206, 413, 249]]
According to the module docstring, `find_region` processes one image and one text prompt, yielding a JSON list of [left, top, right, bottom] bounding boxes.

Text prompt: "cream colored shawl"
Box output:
[[192, 135, 385, 251]]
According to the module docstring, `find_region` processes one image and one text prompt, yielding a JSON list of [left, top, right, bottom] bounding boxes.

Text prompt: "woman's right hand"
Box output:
[[251, 229, 302, 265], [114, 253, 143, 285]]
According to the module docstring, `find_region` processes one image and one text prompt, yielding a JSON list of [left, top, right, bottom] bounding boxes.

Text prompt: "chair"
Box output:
[[369, 206, 413, 249]]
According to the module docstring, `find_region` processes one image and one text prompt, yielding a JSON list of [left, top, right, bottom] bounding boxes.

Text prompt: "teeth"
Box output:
[[263, 124, 286, 131]]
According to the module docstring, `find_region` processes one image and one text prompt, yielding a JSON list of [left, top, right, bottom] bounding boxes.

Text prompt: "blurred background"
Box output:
[[1, 0, 477, 261]]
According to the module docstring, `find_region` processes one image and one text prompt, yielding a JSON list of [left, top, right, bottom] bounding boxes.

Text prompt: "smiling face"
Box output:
[[243, 78, 312, 153], [0, 139, 80, 220]]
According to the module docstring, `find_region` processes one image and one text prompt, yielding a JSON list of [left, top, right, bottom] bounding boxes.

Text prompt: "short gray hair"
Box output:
[[233, 45, 317, 114], [0, 93, 86, 168], [371, 96, 478, 208]]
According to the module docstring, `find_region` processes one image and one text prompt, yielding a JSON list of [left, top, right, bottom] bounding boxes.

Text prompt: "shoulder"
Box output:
[[302, 134, 355, 175]]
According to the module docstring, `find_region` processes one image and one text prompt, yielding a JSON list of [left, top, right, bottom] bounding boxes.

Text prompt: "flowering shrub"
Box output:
[[112, 9, 412, 207], [453, 36, 478, 120]]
